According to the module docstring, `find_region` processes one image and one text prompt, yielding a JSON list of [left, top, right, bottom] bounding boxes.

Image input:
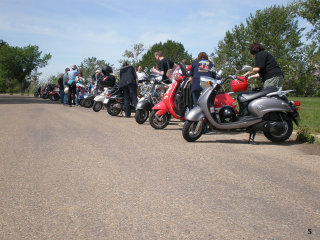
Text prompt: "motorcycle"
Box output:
[[135, 72, 168, 124], [34, 86, 41, 98], [182, 66, 301, 143], [49, 85, 60, 101], [41, 84, 55, 99]]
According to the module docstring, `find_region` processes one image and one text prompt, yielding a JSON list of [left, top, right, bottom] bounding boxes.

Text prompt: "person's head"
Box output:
[[250, 43, 265, 56], [60, 73, 64, 78], [197, 52, 208, 60], [71, 65, 77, 70], [154, 51, 163, 61], [137, 66, 142, 72], [122, 61, 129, 67], [95, 69, 102, 76], [65, 67, 70, 73]]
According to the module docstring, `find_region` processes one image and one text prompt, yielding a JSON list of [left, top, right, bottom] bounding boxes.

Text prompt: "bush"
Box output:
[[296, 127, 315, 143]]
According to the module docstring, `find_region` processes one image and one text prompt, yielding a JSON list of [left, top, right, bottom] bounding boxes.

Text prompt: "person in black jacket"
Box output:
[[119, 62, 138, 118], [153, 51, 175, 84], [57, 73, 64, 104], [243, 43, 283, 88]]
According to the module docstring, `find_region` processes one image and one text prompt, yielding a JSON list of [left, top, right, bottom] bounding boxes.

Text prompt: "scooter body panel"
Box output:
[[248, 97, 293, 117], [136, 96, 152, 111]]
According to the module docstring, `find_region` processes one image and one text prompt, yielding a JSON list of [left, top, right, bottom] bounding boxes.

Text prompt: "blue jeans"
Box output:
[[64, 90, 69, 104], [59, 89, 65, 104], [192, 90, 201, 109]]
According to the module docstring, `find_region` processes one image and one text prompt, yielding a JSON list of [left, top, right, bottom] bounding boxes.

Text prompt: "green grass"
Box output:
[[289, 97, 320, 134]]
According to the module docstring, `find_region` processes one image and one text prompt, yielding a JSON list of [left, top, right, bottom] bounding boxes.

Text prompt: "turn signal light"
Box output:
[[207, 81, 211, 85], [294, 101, 301, 106]]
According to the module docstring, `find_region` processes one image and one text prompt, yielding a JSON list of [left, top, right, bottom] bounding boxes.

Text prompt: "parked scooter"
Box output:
[[105, 88, 136, 116], [182, 67, 300, 143], [49, 85, 60, 101], [149, 62, 190, 129], [135, 72, 167, 124], [92, 66, 116, 112]]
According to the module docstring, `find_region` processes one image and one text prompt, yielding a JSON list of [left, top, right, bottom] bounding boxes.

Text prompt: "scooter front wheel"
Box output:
[[149, 110, 170, 129], [182, 120, 203, 142], [135, 109, 149, 124], [84, 99, 94, 108], [93, 101, 103, 112]]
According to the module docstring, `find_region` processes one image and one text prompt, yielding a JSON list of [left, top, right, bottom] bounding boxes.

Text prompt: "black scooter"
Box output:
[[135, 73, 167, 124]]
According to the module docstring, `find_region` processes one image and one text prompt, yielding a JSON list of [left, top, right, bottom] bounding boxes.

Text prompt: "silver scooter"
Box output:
[[182, 68, 300, 143]]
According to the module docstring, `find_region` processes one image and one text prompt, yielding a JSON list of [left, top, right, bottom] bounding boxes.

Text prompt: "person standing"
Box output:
[[189, 52, 214, 108], [92, 69, 102, 96], [75, 71, 85, 106], [136, 66, 146, 82], [152, 51, 175, 84], [243, 43, 283, 88], [63, 68, 70, 105], [57, 73, 64, 104], [67, 65, 79, 106], [119, 62, 138, 118]]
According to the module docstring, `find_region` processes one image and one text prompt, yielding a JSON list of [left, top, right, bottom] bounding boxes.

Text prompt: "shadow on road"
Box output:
[[0, 95, 61, 105]]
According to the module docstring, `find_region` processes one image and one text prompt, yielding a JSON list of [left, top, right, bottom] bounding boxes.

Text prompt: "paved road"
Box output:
[[1, 95, 319, 240]]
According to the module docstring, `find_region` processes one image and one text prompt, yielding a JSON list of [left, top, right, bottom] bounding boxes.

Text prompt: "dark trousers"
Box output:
[[68, 84, 76, 105], [122, 84, 138, 117]]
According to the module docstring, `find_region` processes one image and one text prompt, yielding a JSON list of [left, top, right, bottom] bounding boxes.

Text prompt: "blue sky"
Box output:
[[0, 0, 296, 80]]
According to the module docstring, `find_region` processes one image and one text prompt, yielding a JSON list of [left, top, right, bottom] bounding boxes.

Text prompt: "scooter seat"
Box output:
[[237, 86, 279, 103]]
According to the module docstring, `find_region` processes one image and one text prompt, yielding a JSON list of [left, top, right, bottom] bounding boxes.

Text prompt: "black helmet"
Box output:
[[102, 65, 113, 75]]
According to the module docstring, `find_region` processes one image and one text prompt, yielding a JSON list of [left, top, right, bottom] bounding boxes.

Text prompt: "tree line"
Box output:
[[0, 0, 319, 96]]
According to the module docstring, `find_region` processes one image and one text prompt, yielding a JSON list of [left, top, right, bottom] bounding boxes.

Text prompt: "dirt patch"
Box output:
[[295, 142, 320, 156]]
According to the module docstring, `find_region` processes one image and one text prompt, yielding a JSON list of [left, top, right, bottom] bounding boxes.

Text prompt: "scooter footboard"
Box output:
[[186, 106, 205, 122]]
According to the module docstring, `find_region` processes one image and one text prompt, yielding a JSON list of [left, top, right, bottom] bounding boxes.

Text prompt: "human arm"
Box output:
[[242, 67, 260, 79]]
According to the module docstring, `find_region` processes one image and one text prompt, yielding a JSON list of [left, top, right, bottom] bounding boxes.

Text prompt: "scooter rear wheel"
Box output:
[[135, 109, 149, 124], [93, 101, 103, 112], [263, 119, 293, 142], [149, 110, 170, 129], [182, 120, 203, 142], [106, 102, 121, 116]]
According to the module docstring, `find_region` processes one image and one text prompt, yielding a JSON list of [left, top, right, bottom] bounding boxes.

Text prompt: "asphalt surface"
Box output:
[[0, 94, 319, 240]]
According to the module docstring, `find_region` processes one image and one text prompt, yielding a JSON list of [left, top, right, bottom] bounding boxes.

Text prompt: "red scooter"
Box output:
[[149, 63, 248, 129]]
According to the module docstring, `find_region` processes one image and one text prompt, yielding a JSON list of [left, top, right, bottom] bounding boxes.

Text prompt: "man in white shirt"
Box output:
[[136, 66, 146, 82]]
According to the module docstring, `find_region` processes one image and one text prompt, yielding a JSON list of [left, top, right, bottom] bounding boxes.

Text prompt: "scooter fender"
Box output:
[[94, 95, 105, 102], [185, 106, 205, 122], [136, 97, 152, 111], [152, 102, 168, 116]]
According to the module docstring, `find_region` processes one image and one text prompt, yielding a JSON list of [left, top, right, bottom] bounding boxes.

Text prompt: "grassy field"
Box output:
[[289, 97, 320, 134]]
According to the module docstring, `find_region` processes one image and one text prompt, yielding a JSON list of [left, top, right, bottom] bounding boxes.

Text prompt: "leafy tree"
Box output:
[[138, 40, 192, 70], [214, 5, 308, 93], [79, 57, 113, 80], [0, 42, 51, 94], [119, 43, 145, 67]]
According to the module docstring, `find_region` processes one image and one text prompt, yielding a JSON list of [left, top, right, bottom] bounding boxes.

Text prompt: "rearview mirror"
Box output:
[[241, 65, 253, 71]]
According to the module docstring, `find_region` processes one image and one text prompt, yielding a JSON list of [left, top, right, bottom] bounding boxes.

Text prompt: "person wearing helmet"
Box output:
[[100, 65, 116, 88], [243, 43, 283, 88]]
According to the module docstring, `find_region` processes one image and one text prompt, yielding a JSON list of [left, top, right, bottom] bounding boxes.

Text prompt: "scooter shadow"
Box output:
[[195, 138, 301, 146]]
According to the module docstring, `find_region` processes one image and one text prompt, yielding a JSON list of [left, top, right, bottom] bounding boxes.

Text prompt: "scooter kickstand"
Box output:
[[248, 130, 256, 144]]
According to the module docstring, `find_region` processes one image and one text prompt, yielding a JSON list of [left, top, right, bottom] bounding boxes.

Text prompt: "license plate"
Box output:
[[210, 106, 215, 113]]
